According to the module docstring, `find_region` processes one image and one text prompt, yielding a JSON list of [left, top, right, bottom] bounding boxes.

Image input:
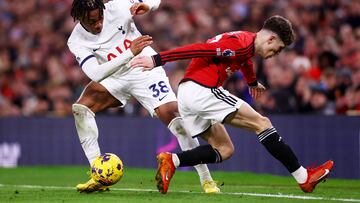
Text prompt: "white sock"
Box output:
[[291, 166, 308, 184], [168, 117, 214, 185], [72, 104, 101, 165], [194, 165, 212, 185], [172, 154, 180, 168]]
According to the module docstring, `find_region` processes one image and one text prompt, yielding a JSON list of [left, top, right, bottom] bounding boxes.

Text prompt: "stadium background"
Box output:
[[0, 0, 359, 180]]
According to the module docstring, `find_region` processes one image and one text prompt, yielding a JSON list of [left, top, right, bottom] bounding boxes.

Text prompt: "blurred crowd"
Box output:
[[0, 0, 359, 117]]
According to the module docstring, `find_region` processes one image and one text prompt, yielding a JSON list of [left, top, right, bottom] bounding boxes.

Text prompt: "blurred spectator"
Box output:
[[0, 0, 359, 117]]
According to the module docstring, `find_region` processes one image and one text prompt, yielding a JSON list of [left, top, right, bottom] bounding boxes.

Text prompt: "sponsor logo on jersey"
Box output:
[[107, 39, 132, 61]]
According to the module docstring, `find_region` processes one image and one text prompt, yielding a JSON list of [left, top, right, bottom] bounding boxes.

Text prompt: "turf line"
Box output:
[[0, 184, 359, 202]]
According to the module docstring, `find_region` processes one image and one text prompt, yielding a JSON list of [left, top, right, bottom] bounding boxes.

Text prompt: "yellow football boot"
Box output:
[[202, 180, 220, 194], [76, 178, 109, 193]]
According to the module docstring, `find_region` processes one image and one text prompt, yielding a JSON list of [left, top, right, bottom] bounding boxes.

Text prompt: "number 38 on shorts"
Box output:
[[149, 81, 170, 101]]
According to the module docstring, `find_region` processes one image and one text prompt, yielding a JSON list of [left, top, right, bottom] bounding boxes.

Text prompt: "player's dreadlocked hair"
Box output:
[[71, 0, 105, 21], [262, 15, 295, 46]]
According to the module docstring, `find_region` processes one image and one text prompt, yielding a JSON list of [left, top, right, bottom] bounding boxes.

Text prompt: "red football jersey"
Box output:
[[156, 31, 257, 88]]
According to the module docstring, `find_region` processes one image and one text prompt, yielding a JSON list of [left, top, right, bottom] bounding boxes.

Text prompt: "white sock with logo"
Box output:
[[168, 117, 214, 185], [72, 104, 101, 165]]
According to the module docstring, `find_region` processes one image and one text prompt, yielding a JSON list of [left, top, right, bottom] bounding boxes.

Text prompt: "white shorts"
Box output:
[[177, 81, 244, 137], [100, 66, 177, 116]]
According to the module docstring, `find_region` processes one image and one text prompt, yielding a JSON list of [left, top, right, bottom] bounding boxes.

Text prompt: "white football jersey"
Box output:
[[67, 0, 159, 78]]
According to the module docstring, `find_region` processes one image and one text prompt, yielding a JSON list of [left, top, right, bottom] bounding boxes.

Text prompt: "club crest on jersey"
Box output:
[[118, 26, 126, 35], [222, 49, 235, 57]]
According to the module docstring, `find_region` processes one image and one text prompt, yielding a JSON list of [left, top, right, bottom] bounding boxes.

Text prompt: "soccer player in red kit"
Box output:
[[131, 15, 334, 194]]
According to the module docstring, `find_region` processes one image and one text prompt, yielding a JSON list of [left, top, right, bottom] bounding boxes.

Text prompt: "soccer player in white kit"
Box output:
[[67, 0, 219, 193]]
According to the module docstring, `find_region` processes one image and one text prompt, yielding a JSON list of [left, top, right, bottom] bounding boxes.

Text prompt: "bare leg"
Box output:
[[200, 123, 234, 161], [224, 102, 306, 183]]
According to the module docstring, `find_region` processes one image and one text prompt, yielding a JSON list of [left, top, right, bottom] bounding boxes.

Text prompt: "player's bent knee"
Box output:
[[72, 103, 95, 117], [257, 116, 272, 132], [261, 116, 272, 128], [157, 112, 179, 126], [167, 117, 187, 137]]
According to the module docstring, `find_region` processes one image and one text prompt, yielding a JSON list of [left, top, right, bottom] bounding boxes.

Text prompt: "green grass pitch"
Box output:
[[0, 166, 359, 203]]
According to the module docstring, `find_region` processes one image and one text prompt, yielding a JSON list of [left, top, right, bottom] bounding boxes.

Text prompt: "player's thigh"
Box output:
[[130, 67, 177, 118], [154, 101, 179, 126], [76, 81, 122, 113], [224, 102, 272, 134], [199, 123, 234, 160]]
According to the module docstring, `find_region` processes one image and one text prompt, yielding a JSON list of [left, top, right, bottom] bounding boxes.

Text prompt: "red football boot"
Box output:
[[155, 152, 176, 194], [299, 160, 334, 193]]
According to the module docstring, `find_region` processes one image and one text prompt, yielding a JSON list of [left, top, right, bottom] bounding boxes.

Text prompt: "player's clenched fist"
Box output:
[[130, 3, 150, 15], [130, 35, 153, 56]]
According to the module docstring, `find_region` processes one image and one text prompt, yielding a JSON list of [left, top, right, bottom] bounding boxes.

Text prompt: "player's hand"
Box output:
[[130, 35, 153, 56], [249, 82, 266, 100], [130, 56, 155, 71], [130, 3, 150, 16]]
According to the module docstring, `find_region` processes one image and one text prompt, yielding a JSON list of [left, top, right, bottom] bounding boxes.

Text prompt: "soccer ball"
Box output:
[[91, 153, 124, 186]]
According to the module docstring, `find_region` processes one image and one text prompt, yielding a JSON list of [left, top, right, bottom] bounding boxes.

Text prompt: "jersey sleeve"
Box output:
[[153, 36, 251, 66], [238, 59, 258, 86], [68, 41, 134, 82], [67, 41, 94, 69]]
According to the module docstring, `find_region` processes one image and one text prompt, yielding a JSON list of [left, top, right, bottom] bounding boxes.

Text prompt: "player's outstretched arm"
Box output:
[[80, 35, 153, 82], [131, 37, 242, 71]]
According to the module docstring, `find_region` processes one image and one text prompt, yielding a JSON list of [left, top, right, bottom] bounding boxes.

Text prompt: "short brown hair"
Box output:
[[262, 15, 295, 46]]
